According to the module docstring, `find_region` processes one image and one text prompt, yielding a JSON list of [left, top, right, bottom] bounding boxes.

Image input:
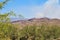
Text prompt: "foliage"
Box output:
[[0, 13, 18, 40], [19, 25, 60, 40], [0, 0, 9, 9], [0, 0, 17, 40]]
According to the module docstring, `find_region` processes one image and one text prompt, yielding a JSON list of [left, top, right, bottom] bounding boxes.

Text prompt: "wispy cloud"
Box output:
[[34, 0, 60, 18]]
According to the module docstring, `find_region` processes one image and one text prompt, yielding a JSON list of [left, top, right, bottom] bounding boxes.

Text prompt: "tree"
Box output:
[[0, 0, 18, 40], [0, 0, 9, 9]]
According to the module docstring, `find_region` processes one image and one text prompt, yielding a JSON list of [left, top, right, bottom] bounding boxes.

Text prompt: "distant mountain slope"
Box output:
[[12, 18, 60, 28]]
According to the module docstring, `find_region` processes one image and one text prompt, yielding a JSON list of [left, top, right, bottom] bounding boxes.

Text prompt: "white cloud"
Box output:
[[33, 0, 60, 19], [35, 12, 44, 18], [43, 0, 60, 18]]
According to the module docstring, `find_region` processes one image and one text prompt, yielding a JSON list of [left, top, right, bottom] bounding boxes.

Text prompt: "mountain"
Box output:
[[12, 18, 60, 28]]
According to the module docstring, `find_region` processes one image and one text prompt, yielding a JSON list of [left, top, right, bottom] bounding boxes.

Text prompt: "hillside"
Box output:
[[12, 18, 60, 28]]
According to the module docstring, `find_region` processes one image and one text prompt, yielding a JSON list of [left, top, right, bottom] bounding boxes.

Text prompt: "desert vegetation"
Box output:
[[1, 18, 60, 40]]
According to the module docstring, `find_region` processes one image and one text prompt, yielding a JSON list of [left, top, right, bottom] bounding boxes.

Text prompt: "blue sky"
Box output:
[[0, 0, 60, 19]]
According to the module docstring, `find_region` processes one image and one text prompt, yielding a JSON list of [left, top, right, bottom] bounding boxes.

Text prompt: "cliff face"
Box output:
[[12, 18, 60, 28]]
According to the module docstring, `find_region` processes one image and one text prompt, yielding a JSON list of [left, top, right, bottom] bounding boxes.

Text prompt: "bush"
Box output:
[[19, 25, 60, 40], [0, 13, 18, 40]]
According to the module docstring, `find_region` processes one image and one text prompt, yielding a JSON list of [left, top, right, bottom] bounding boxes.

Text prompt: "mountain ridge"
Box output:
[[12, 17, 60, 23], [12, 18, 60, 28]]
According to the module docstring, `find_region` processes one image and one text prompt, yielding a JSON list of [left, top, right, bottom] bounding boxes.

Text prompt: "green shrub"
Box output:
[[19, 25, 60, 40]]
